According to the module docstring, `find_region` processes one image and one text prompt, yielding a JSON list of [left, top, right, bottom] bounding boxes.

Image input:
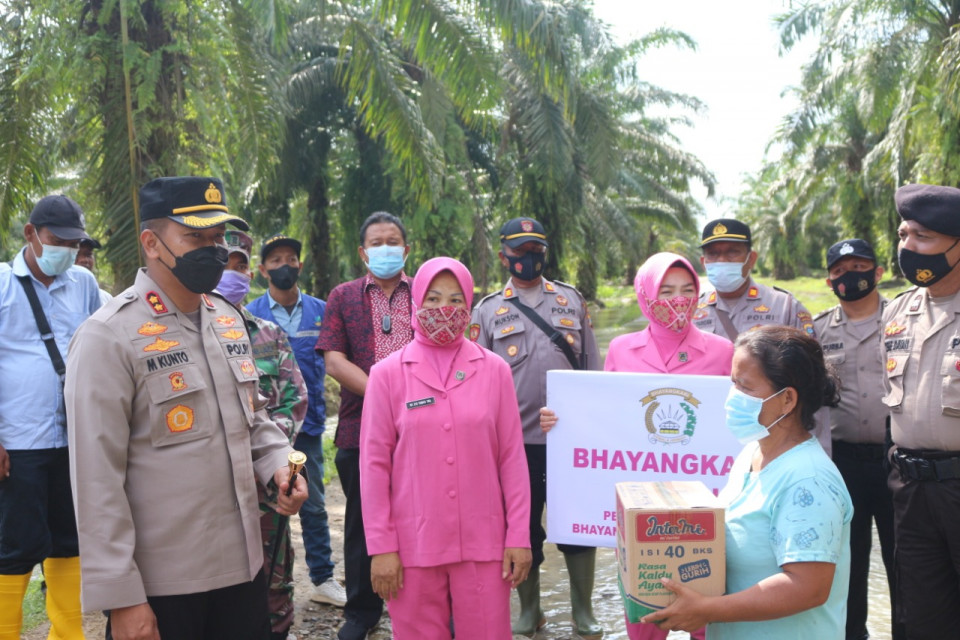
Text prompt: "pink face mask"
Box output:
[[645, 295, 695, 332], [416, 306, 472, 346]]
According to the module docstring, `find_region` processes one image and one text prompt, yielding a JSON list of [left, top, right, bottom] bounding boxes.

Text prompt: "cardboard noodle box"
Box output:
[[616, 480, 725, 622]]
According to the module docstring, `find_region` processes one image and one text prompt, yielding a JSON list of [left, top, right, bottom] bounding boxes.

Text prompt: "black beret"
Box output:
[[701, 218, 751, 247], [826, 238, 876, 269], [895, 184, 960, 237], [261, 233, 302, 261], [139, 177, 249, 231], [499, 217, 548, 249]]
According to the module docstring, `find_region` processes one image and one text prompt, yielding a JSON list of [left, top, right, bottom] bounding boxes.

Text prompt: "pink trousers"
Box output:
[[387, 560, 510, 640], [625, 614, 706, 640]]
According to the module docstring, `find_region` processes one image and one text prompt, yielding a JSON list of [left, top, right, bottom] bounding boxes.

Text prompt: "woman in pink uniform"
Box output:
[[360, 256, 532, 640], [543, 251, 733, 640]]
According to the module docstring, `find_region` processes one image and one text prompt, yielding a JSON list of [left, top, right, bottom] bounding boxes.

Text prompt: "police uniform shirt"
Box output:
[[882, 287, 960, 451], [693, 278, 817, 340], [814, 299, 889, 444], [65, 269, 292, 610], [470, 278, 600, 445]]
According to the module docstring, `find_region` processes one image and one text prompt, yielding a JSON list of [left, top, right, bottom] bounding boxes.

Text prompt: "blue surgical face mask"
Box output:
[[35, 243, 79, 277], [365, 244, 407, 279], [216, 269, 251, 305], [705, 261, 747, 293], [724, 386, 788, 445]]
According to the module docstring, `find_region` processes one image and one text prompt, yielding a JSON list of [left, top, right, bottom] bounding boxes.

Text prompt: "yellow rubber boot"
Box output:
[[43, 557, 85, 640], [0, 571, 31, 640]]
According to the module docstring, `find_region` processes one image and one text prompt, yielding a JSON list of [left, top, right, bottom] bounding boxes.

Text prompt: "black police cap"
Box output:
[[139, 177, 249, 231], [261, 234, 302, 261], [499, 217, 548, 249], [701, 218, 751, 247], [895, 184, 960, 238], [28, 195, 92, 242], [826, 238, 876, 269]]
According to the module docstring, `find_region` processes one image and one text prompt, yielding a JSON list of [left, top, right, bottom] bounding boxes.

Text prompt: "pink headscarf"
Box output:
[[411, 257, 475, 380], [633, 252, 700, 360]]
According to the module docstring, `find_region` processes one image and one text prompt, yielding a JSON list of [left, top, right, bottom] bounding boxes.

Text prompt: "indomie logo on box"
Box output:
[[636, 511, 716, 542]]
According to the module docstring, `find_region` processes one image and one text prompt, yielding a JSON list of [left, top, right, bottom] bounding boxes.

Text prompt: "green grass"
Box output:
[[593, 273, 911, 317], [23, 577, 46, 631]]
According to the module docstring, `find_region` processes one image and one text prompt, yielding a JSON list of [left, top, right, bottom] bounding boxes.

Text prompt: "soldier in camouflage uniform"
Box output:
[[220, 230, 309, 640]]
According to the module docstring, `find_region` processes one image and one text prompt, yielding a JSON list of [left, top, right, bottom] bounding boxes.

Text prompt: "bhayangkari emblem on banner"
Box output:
[[641, 387, 700, 445]]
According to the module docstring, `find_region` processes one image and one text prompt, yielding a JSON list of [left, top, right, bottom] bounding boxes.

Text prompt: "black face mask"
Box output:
[[830, 269, 877, 301], [506, 251, 545, 281], [899, 239, 960, 288], [157, 236, 228, 294], [267, 264, 299, 290]]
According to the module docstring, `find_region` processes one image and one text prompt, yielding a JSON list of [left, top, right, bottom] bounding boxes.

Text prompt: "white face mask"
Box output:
[[35, 243, 79, 276], [705, 261, 747, 293], [724, 386, 788, 445]]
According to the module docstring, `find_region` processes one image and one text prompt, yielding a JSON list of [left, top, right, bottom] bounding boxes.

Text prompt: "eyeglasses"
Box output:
[[381, 315, 392, 334]]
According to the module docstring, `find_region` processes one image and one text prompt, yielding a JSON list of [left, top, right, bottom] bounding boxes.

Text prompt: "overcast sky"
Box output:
[[590, 0, 816, 220]]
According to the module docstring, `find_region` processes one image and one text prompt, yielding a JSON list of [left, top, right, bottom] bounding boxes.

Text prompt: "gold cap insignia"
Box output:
[[713, 222, 727, 235], [205, 183, 222, 204]]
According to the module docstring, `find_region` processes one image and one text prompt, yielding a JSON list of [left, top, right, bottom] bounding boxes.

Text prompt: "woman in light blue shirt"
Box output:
[[642, 325, 853, 639]]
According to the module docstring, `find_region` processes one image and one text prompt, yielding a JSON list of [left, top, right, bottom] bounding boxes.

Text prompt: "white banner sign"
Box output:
[[545, 370, 741, 548]]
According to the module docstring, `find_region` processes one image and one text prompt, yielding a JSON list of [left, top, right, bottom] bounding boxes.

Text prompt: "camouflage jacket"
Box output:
[[241, 307, 307, 443]]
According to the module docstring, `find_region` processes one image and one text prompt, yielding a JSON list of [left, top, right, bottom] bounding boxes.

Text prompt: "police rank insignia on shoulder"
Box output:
[[221, 329, 244, 340], [200, 294, 215, 309], [556, 295, 568, 306], [544, 282, 556, 293], [143, 337, 180, 353], [504, 287, 514, 298], [145, 291, 168, 314], [137, 321, 168, 336], [216, 315, 237, 327], [909, 294, 923, 313], [747, 287, 759, 298], [707, 291, 717, 304]]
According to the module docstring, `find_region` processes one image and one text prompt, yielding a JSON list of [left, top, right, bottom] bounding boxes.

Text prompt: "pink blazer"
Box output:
[[604, 326, 733, 375], [360, 340, 531, 567]]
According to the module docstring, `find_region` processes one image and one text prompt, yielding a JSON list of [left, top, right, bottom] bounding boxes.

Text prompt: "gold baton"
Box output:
[[285, 451, 307, 496]]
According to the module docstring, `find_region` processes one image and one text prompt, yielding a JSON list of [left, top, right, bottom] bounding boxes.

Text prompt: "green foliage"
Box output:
[[2, 0, 716, 297], [738, 0, 960, 276]]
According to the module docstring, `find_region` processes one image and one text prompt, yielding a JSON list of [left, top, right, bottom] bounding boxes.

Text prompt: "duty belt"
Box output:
[[892, 448, 960, 481]]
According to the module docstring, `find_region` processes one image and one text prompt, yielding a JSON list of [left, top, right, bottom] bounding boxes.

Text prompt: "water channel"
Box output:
[[511, 303, 894, 640]]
